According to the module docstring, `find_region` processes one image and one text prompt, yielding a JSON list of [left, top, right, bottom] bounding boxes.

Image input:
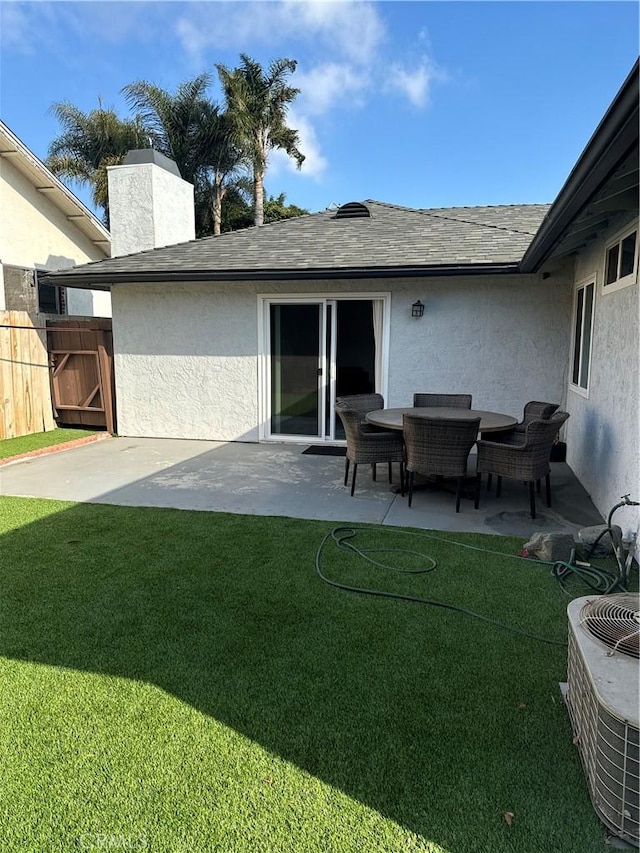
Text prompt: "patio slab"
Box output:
[[1, 436, 604, 539]]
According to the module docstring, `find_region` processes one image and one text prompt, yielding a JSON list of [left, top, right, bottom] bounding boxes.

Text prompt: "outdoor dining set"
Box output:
[[334, 393, 569, 519]]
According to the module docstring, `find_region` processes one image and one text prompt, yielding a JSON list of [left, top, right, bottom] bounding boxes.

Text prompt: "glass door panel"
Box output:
[[270, 303, 321, 436]]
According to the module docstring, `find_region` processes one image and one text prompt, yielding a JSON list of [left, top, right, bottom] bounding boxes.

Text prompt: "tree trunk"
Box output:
[[212, 173, 224, 237], [254, 170, 264, 227]]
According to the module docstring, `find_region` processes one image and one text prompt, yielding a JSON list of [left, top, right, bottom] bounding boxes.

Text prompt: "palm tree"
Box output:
[[121, 74, 212, 185], [46, 101, 149, 226], [122, 75, 245, 236], [198, 104, 247, 237], [216, 55, 305, 227]]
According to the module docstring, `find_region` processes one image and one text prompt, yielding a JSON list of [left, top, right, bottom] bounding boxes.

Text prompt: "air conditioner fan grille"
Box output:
[[580, 594, 640, 659]]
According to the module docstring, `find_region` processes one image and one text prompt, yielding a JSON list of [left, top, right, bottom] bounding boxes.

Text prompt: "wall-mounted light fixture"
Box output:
[[411, 299, 424, 318]]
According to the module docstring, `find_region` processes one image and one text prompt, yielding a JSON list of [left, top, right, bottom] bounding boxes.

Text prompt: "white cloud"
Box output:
[[283, 0, 384, 65], [0, 2, 54, 54], [387, 59, 444, 109], [0, 4, 29, 52], [175, 0, 384, 66], [269, 111, 327, 179], [295, 62, 367, 115]]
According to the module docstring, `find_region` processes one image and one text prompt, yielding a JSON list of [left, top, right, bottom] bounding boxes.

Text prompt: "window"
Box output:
[[36, 271, 66, 315], [571, 279, 595, 392], [604, 225, 638, 291]]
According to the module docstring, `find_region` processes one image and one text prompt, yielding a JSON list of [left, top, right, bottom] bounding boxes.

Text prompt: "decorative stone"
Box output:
[[578, 525, 619, 557], [522, 532, 576, 562]]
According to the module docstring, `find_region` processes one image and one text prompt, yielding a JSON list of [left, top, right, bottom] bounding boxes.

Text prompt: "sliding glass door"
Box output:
[[270, 303, 322, 436], [263, 296, 387, 442]]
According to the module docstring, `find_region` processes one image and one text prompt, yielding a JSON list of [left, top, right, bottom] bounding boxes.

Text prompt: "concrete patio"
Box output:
[[1, 436, 604, 539]]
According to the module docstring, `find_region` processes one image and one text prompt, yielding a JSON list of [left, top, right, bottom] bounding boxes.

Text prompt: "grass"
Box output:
[[0, 496, 624, 853], [0, 427, 100, 460]]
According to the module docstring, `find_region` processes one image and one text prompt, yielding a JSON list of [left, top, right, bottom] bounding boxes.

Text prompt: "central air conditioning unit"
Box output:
[[565, 593, 639, 847]]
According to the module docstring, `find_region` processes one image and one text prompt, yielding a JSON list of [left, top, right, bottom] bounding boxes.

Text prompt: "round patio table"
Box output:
[[365, 407, 518, 434], [365, 407, 518, 498]]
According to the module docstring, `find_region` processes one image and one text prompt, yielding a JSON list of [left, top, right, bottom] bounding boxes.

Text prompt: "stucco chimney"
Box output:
[[107, 150, 196, 258]]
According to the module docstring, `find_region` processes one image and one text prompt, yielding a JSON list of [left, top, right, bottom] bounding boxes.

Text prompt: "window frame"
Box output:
[[35, 270, 66, 315], [569, 275, 596, 398], [602, 222, 638, 294]]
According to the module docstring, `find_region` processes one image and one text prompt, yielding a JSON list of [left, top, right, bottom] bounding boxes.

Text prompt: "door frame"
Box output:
[[257, 291, 391, 443]]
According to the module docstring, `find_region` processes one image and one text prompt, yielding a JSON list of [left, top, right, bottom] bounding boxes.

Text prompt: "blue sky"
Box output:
[[1, 1, 638, 215]]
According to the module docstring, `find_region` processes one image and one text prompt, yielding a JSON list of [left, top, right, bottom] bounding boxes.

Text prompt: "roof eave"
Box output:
[[0, 121, 111, 256], [520, 60, 639, 273], [40, 261, 523, 289]]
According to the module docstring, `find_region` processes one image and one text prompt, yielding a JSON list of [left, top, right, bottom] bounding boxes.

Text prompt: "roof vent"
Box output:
[[334, 202, 371, 219]]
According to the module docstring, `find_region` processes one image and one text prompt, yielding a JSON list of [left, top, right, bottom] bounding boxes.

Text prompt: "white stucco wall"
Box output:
[[111, 269, 572, 443], [66, 288, 112, 317], [0, 155, 111, 316], [565, 213, 639, 539], [107, 162, 195, 258], [386, 268, 572, 414]]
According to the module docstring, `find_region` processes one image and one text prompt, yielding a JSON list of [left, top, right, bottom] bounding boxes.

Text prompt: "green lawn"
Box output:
[[0, 497, 619, 853], [0, 428, 100, 460]]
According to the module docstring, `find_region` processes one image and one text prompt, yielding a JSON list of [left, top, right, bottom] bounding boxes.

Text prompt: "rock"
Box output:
[[523, 532, 576, 562], [578, 525, 620, 557]]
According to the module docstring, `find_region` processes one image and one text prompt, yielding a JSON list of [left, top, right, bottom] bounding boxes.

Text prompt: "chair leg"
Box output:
[[372, 463, 376, 482], [496, 475, 502, 498], [400, 463, 405, 496], [455, 477, 463, 513], [487, 473, 493, 492], [536, 479, 541, 494], [529, 482, 536, 519], [388, 462, 392, 483], [545, 472, 552, 507], [474, 472, 481, 509], [351, 463, 358, 497], [344, 457, 350, 487], [408, 472, 414, 507]]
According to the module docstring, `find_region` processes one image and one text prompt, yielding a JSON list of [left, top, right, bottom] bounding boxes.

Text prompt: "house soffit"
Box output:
[[0, 122, 111, 256], [547, 148, 639, 259]]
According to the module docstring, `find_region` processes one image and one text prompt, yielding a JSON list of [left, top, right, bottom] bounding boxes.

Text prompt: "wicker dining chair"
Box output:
[[475, 411, 570, 519], [402, 414, 481, 512], [517, 401, 560, 429], [413, 393, 472, 409], [335, 393, 385, 419], [486, 401, 561, 488], [335, 395, 405, 496], [491, 400, 560, 443]]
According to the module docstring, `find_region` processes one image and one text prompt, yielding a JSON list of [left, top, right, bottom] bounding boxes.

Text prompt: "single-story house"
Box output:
[[0, 120, 112, 317], [42, 61, 639, 535]]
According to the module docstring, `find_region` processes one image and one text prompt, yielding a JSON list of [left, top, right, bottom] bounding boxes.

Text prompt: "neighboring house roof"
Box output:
[[521, 59, 639, 272], [40, 200, 550, 289], [0, 120, 111, 256]]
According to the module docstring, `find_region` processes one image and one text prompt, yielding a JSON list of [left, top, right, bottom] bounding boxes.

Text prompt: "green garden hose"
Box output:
[[315, 526, 570, 646]]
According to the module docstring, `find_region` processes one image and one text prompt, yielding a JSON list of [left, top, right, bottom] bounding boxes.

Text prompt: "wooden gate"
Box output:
[[47, 319, 116, 433]]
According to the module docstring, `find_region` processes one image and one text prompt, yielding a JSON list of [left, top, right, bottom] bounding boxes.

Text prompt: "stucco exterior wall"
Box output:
[[0, 156, 111, 316], [112, 268, 572, 443], [565, 213, 639, 537], [65, 288, 112, 317]]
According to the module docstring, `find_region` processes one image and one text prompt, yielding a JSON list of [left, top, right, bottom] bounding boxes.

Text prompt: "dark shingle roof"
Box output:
[[43, 199, 551, 287]]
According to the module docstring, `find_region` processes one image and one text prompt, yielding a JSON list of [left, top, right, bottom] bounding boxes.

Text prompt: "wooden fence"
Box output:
[[0, 310, 56, 439]]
